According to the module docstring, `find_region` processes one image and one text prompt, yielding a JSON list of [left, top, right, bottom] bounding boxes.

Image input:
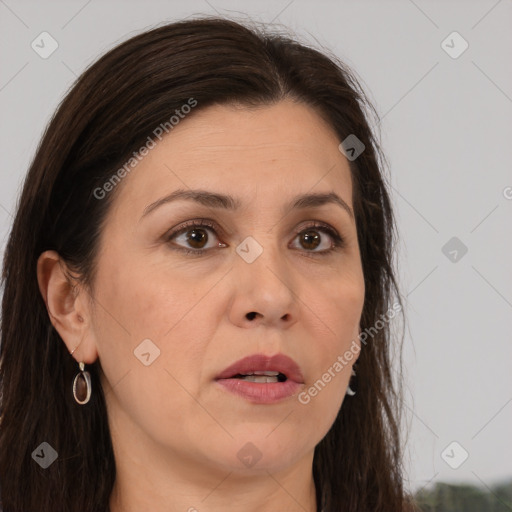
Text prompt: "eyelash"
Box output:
[[164, 219, 345, 257]]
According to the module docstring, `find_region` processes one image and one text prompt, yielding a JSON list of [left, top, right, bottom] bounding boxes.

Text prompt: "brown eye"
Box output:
[[166, 220, 225, 254], [300, 230, 321, 250], [185, 228, 209, 249], [290, 222, 345, 255]]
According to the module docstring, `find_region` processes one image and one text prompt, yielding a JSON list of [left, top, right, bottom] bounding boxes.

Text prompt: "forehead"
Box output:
[[112, 100, 353, 217]]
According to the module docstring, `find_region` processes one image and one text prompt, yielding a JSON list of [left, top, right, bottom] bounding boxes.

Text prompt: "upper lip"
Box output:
[[216, 353, 304, 383]]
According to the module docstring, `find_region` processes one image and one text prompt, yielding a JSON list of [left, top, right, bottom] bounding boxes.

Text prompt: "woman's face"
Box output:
[[88, 99, 365, 475]]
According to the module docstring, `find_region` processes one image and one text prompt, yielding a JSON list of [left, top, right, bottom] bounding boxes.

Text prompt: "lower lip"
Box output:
[[215, 378, 303, 403]]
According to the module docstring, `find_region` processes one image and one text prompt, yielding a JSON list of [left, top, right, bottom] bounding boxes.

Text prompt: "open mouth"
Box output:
[[232, 371, 288, 383], [215, 354, 303, 403]]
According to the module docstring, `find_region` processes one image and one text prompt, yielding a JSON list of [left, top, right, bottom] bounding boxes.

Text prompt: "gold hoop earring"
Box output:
[[72, 361, 92, 405]]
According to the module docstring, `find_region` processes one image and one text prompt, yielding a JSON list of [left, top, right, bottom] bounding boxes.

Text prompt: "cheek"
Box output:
[[296, 269, 364, 417], [94, 249, 213, 342], [308, 264, 364, 351], [91, 251, 218, 411]]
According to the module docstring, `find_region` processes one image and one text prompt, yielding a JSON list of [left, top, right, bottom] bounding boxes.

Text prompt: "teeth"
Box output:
[[250, 371, 280, 376], [240, 375, 279, 383]]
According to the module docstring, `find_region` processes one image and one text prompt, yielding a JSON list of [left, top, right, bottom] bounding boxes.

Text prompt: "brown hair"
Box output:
[[0, 17, 415, 511]]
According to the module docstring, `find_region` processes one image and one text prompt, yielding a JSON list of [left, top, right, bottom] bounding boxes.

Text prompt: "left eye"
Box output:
[[290, 225, 342, 252], [165, 220, 344, 255]]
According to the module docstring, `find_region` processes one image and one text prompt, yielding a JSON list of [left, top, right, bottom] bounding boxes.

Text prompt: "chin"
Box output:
[[215, 433, 312, 474]]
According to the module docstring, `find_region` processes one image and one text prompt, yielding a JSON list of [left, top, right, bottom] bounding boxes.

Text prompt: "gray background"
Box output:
[[1, 0, 511, 495]]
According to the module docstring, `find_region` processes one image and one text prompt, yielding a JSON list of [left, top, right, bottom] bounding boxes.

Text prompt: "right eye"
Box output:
[[165, 219, 227, 255]]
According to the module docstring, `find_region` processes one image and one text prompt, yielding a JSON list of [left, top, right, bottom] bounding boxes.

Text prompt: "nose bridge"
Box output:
[[236, 230, 288, 285]]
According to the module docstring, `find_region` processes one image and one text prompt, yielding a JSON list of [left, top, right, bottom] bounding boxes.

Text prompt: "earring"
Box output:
[[346, 367, 357, 396], [72, 361, 92, 405]]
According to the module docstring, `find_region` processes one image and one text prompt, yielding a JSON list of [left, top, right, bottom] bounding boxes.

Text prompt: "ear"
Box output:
[[36, 250, 98, 365]]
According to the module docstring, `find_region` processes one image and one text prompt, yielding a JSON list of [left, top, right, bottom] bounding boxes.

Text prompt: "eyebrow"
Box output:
[[140, 188, 354, 220]]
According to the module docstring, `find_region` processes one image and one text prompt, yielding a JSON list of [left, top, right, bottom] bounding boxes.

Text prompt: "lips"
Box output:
[[215, 353, 304, 403], [216, 353, 304, 384]]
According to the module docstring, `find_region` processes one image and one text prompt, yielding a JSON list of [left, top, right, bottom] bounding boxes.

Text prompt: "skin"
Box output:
[[37, 99, 365, 512]]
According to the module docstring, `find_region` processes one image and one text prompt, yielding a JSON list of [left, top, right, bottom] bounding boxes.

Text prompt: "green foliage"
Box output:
[[413, 479, 512, 512]]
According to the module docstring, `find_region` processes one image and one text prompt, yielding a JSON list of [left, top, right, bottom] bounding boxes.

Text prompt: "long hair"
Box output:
[[0, 17, 415, 511]]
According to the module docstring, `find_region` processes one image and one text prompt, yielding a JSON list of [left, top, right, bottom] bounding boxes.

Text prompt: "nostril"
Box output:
[[246, 312, 257, 320]]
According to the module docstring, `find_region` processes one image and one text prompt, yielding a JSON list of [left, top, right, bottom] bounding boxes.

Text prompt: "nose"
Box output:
[[227, 239, 299, 329]]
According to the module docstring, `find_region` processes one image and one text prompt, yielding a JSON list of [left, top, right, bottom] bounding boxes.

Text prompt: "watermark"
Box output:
[[31, 31, 59, 59], [93, 98, 198, 200], [236, 236, 264, 263], [442, 236, 468, 263], [441, 441, 469, 469], [441, 31, 469, 60], [237, 441, 263, 468], [339, 134, 365, 161], [31, 441, 58, 469], [503, 186, 512, 200], [298, 301, 402, 404], [133, 338, 161, 366]]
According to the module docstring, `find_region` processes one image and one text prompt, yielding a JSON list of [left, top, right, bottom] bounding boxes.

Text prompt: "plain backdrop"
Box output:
[[1, 0, 511, 494]]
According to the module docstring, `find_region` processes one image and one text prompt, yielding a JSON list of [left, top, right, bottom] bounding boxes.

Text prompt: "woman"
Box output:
[[0, 17, 416, 512]]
